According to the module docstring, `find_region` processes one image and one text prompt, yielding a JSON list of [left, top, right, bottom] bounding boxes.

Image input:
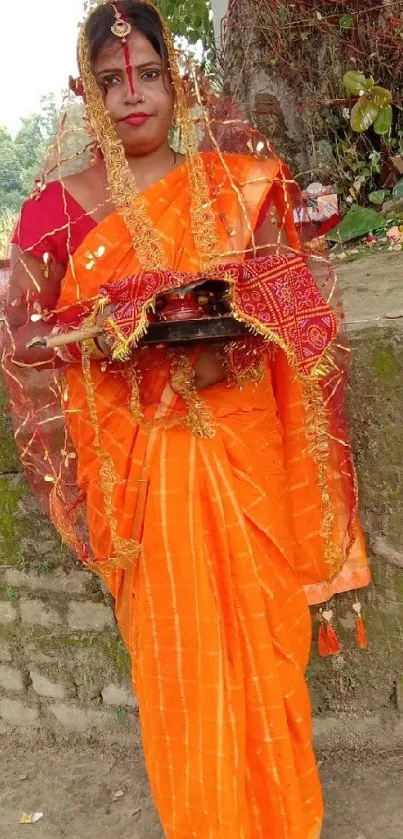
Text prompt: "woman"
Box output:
[[3, 1, 368, 837]]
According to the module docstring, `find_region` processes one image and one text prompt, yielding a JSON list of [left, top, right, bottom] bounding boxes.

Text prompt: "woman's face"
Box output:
[[92, 29, 174, 157]]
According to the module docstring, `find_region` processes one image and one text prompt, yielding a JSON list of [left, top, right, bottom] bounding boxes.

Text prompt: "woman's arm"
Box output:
[[6, 246, 66, 368], [253, 204, 289, 256]]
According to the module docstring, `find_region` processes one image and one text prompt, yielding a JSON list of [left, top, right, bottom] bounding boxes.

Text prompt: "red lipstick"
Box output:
[[120, 113, 150, 126]]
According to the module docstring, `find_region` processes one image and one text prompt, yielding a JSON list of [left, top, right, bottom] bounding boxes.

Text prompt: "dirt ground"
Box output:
[[0, 737, 402, 839]]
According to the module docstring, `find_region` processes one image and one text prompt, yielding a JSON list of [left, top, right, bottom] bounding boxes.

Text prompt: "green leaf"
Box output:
[[373, 104, 393, 135], [326, 204, 384, 243], [371, 86, 393, 108], [155, 0, 214, 47], [340, 14, 353, 29], [343, 71, 370, 96], [350, 97, 379, 132], [316, 139, 335, 164], [393, 178, 403, 198], [369, 189, 389, 205]]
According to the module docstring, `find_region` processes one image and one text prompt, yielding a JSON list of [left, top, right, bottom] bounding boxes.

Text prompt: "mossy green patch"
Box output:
[[0, 582, 20, 601], [103, 638, 131, 679], [348, 329, 403, 553], [392, 574, 403, 597], [371, 348, 400, 379], [0, 378, 21, 475], [0, 476, 25, 567]]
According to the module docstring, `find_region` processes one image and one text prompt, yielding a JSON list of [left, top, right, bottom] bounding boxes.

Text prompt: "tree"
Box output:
[[14, 95, 59, 195], [222, 0, 403, 187], [0, 95, 60, 216], [156, 0, 213, 49], [0, 127, 24, 215]]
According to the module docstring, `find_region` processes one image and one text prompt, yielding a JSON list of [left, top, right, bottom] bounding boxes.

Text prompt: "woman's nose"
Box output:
[[125, 91, 144, 106], [122, 71, 144, 104]]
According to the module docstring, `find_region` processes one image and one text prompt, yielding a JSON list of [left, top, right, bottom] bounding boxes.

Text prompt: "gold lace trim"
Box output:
[[302, 367, 344, 576], [78, 0, 223, 273], [77, 0, 225, 445], [78, 29, 167, 271], [126, 355, 216, 440], [81, 345, 141, 567], [222, 340, 266, 388], [73, 2, 347, 575], [169, 351, 216, 438]]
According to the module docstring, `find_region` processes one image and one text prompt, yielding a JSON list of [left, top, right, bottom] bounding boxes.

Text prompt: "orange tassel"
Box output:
[[318, 609, 342, 657], [353, 602, 368, 649]]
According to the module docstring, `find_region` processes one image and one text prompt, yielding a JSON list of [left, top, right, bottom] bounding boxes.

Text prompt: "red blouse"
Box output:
[[12, 180, 96, 266], [13, 177, 273, 268]]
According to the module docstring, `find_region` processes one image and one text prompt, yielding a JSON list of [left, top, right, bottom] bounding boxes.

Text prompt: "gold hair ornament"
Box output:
[[110, 3, 132, 41]]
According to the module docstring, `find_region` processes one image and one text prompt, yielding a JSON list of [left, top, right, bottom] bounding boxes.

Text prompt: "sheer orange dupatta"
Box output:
[[56, 152, 367, 602]]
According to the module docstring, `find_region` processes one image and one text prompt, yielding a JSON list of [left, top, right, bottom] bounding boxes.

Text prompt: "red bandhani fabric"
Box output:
[[96, 254, 337, 373]]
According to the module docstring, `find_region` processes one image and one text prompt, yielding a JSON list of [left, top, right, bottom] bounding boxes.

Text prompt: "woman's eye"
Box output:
[[101, 75, 122, 88], [141, 70, 160, 81]]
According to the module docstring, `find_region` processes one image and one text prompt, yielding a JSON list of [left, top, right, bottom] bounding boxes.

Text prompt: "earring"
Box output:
[[172, 102, 179, 129], [89, 141, 100, 167]]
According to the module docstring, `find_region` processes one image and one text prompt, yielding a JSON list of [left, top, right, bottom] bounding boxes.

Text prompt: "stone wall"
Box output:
[[1, 252, 403, 747], [310, 253, 403, 748], [0, 396, 136, 736]]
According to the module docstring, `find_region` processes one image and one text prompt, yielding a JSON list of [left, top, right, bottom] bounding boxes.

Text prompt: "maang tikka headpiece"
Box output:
[[110, 3, 132, 42]]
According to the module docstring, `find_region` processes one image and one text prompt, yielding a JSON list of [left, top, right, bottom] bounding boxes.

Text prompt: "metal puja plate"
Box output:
[[141, 316, 250, 345]]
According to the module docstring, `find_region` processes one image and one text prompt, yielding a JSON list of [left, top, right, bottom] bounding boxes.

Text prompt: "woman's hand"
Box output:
[[94, 305, 226, 388], [93, 305, 117, 359], [193, 347, 227, 391], [7, 247, 66, 368]]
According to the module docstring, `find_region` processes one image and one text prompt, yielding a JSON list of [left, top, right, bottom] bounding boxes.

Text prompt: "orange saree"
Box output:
[[44, 151, 366, 838]]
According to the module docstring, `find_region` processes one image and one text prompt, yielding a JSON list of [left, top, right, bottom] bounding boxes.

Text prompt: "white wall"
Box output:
[[210, 0, 229, 48]]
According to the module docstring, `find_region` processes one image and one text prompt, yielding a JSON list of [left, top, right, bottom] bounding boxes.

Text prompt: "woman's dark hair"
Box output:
[[85, 1, 168, 64]]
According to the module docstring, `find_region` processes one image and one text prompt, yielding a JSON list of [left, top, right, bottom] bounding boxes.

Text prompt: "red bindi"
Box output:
[[110, 5, 135, 96], [122, 40, 135, 96]]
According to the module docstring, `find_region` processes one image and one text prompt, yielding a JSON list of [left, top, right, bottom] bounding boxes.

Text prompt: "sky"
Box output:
[[1, 0, 85, 135]]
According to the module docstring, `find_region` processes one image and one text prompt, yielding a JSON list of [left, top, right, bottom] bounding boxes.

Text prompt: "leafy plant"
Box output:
[[156, 0, 214, 49], [369, 189, 390, 205], [326, 204, 384, 243], [343, 71, 393, 135], [393, 178, 403, 198], [332, 134, 383, 207]]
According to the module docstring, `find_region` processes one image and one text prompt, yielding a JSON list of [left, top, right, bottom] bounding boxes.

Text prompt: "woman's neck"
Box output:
[[126, 143, 182, 191]]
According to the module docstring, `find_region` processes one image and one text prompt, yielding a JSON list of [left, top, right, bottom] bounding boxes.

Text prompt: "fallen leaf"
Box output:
[[20, 812, 44, 824]]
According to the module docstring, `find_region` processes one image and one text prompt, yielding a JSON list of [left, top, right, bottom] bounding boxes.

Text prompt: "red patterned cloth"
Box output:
[[99, 254, 337, 373]]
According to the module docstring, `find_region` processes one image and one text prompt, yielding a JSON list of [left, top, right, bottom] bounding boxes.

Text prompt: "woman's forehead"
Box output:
[[93, 30, 161, 71]]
